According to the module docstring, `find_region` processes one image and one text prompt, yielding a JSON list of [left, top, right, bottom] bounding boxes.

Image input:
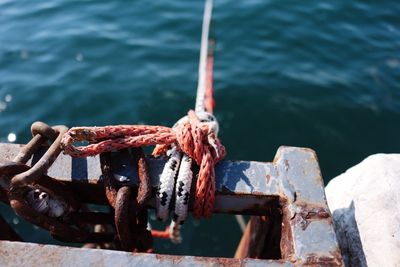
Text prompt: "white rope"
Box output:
[[173, 154, 192, 225], [156, 147, 182, 221], [169, 154, 193, 243], [195, 0, 213, 113], [168, 112, 217, 244], [156, 0, 215, 243]]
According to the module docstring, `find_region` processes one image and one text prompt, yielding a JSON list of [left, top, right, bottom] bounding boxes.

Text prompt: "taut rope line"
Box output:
[[61, 0, 222, 244], [195, 0, 214, 113]]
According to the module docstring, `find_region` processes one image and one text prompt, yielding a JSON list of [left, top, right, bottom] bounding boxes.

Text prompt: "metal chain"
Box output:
[[100, 148, 153, 252], [0, 122, 114, 244]]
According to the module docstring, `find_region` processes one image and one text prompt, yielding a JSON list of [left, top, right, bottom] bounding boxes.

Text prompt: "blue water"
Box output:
[[0, 0, 399, 257]]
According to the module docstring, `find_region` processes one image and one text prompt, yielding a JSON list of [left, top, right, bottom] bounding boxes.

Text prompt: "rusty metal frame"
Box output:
[[0, 143, 343, 266]]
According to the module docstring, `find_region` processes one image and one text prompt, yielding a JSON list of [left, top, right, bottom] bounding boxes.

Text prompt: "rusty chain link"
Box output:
[[100, 148, 153, 252], [11, 122, 68, 186], [114, 186, 136, 251]]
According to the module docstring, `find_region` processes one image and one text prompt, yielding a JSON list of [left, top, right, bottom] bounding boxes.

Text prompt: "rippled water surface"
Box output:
[[0, 0, 399, 257]]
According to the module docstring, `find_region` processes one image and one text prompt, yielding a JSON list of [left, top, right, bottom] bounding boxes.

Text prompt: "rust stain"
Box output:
[[214, 258, 242, 267], [291, 202, 333, 230], [250, 191, 269, 196], [279, 197, 294, 261], [302, 251, 344, 266], [155, 254, 184, 264], [284, 160, 290, 171], [266, 174, 271, 184], [194, 256, 242, 267], [154, 254, 245, 267]]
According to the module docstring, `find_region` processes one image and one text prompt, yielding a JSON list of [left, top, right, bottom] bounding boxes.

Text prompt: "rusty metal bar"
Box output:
[[0, 241, 294, 267], [0, 143, 283, 214]]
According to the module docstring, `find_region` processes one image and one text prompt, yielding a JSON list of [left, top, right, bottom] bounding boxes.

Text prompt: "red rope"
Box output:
[[204, 40, 215, 114], [61, 110, 226, 219]]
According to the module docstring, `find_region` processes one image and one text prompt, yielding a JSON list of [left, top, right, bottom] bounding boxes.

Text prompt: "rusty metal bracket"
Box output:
[[11, 122, 68, 186]]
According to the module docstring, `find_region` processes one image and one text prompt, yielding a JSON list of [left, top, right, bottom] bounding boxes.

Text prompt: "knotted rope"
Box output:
[[61, 0, 218, 244], [61, 110, 226, 219]]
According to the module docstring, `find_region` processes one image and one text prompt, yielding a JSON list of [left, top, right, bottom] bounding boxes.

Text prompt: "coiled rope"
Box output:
[[61, 0, 221, 244]]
